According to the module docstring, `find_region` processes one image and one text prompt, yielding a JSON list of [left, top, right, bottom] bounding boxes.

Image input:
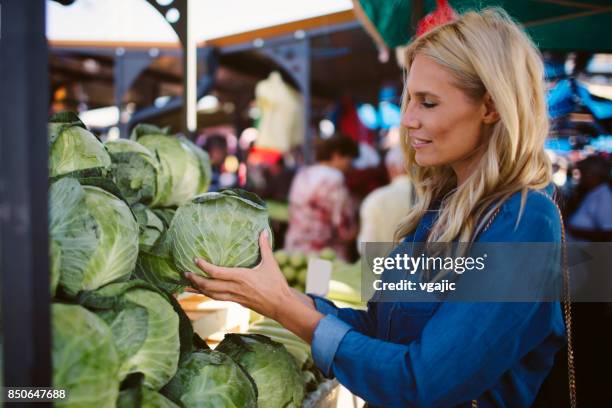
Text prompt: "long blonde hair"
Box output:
[[395, 7, 551, 243]]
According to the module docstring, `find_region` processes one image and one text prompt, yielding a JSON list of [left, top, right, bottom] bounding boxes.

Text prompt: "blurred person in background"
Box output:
[[284, 134, 359, 260], [565, 154, 612, 406], [567, 155, 612, 241], [204, 134, 228, 192], [357, 146, 415, 252], [258, 156, 295, 202]]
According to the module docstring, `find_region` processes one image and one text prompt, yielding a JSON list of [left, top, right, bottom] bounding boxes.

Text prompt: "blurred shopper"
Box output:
[[259, 156, 295, 202], [565, 155, 612, 407], [358, 146, 415, 251], [284, 135, 359, 260], [567, 155, 612, 241], [204, 134, 228, 192]]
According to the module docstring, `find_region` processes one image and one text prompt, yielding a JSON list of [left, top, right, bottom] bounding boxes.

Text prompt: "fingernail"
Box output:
[[263, 230, 269, 239], [184, 272, 191, 278], [193, 257, 199, 264]]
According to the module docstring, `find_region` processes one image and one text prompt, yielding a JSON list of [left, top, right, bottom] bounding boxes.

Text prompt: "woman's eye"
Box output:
[[421, 102, 437, 108]]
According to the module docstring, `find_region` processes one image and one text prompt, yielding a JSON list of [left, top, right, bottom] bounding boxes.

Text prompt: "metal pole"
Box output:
[[0, 0, 51, 392], [301, 40, 312, 164], [184, 0, 197, 135], [114, 49, 156, 138], [145, 0, 194, 136]]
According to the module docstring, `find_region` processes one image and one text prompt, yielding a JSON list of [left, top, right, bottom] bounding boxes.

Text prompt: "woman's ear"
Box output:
[[482, 93, 500, 124]]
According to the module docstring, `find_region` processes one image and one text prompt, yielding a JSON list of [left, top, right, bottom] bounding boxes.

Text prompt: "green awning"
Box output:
[[359, 0, 612, 52]]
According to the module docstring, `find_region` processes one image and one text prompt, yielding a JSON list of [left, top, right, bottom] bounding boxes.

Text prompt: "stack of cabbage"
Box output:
[[48, 113, 308, 407]]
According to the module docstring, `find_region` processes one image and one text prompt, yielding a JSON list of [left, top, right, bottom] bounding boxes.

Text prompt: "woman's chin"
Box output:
[[414, 153, 438, 167]]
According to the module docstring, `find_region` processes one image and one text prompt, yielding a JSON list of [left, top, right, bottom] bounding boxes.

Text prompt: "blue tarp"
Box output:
[[576, 84, 612, 120]]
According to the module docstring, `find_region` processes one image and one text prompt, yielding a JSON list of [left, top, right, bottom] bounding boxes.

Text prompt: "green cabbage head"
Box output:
[[48, 112, 111, 179], [104, 139, 167, 205], [216, 334, 305, 408], [132, 125, 210, 207], [133, 206, 186, 294], [79, 281, 180, 390], [50, 178, 139, 296], [117, 385, 180, 408], [168, 189, 272, 275], [162, 350, 257, 408], [52, 303, 120, 408]]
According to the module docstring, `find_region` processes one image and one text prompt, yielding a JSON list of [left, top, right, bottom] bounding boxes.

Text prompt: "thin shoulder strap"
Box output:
[[546, 192, 578, 408], [472, 190, 577, 408]]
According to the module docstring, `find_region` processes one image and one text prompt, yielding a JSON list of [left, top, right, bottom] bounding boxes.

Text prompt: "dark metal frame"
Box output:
[[0, 0, 51, 393], [114, 49, 158, 137], [146, 0, 196, 135], [51, 10, 360, 155]]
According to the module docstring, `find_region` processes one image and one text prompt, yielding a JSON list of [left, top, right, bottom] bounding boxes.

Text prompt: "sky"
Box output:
[[47, 0, 353, 44]]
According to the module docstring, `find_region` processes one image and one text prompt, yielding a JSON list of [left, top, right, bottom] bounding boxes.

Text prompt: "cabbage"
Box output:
[[132, 125, 211, 207], [133, 206, 165, 252], [248, 318, 324, 392], [133, 206, 186, 294], [216, 334, 305, 408], [168, 189, 272, 275], [105, 139, 167, 205], [117, 385, 180, 408], [52, 303, 120, 408], [79, 281, 180, 390], [136, 238, 186, 294], [50, 240, 61, 297], [50, 178, 139, 296], [162, 350, 257, 408], [49, 112, 111, 179], [152, 208, 176, 228], [179, 135, 212, 194], [248, 318, 311, 369]]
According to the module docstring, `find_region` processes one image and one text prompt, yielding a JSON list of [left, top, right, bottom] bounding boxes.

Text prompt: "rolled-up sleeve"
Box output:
[[308, 294, 377, 336], [311, 315, 353, 377]]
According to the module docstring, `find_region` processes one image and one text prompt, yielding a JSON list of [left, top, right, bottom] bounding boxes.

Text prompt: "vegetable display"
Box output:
[[48, 113, 330, 407], [132, 125, 211, 207], [217, 334, 305, 408], [105, 139, 165, 205], [52, 304, 120, 408], [50, 178, 139, 296], [49, 112, 111, 180], [162, 350, 258, 408], [79, 281, 180, 390]]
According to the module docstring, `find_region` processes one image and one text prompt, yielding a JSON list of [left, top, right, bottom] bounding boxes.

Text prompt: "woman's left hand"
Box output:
[[184, 230, 294, 321]]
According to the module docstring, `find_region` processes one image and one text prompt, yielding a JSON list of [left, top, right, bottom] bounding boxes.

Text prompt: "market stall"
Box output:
[[2, 1, 611, 407], [3, 2, 369, 406]]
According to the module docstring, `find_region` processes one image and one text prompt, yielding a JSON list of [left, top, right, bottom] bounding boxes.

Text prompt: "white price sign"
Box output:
[[305, 257, 332, 296]]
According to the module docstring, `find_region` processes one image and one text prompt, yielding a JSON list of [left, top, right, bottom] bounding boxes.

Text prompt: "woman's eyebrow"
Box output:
[[410, 91, 440, 98]]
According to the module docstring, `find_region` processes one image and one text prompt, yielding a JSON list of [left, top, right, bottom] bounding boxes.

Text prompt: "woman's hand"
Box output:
[[184, 230, 324, 343], [185, 231, 293, 321]]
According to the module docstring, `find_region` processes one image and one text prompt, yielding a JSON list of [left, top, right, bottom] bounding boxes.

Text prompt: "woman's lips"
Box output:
[[411, 138, 432, 148]]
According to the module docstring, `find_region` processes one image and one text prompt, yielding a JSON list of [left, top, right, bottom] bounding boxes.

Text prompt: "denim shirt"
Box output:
[[309, 185, 566, 407]]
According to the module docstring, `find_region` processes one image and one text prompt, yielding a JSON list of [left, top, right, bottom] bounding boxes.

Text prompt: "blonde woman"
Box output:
[[186, 8, 567, 407]]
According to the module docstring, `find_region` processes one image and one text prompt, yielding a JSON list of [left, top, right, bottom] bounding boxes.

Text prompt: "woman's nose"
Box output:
[[401, 110, 420, 130]]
